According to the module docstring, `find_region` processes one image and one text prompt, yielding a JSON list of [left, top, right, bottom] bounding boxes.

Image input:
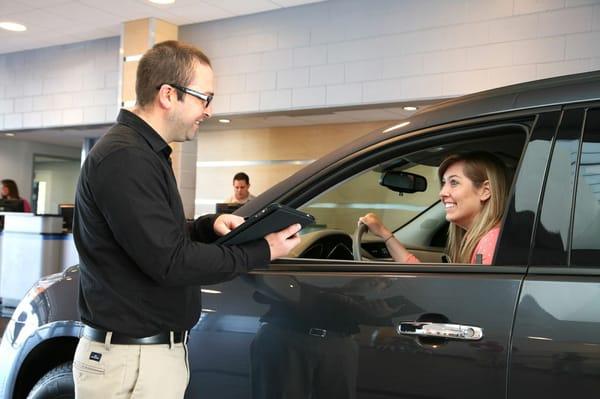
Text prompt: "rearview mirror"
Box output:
[[379, 171, 427, 194]]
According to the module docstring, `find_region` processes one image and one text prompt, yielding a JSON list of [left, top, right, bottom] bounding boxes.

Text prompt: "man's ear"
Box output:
[[156, 85, 176, 110], [480, 180, 491, 202]]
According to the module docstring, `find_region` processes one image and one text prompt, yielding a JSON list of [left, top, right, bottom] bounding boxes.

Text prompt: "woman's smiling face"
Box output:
[[439, 160, 490, 230]]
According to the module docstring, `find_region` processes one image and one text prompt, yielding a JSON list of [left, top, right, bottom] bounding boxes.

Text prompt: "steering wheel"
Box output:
[[352, 222, 372, 261]]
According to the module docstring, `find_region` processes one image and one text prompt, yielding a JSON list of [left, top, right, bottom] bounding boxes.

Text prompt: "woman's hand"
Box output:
[[359, 213, 418, 264], [358, 213, 392, 240]]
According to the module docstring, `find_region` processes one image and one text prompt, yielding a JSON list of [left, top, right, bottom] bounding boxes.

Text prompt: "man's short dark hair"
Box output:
[[135, 40, 212, 107], [233, 172, 250, 184]]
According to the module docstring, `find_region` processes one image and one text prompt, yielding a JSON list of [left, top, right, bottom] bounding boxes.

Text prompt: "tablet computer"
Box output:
[[215, 203, 315, 246]]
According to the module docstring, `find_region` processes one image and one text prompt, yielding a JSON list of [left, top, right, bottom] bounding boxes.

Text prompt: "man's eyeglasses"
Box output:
[[157, 83, 213, 108]]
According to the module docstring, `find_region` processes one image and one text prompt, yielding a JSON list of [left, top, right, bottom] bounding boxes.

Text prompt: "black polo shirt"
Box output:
[[73, 109, 270, 337]]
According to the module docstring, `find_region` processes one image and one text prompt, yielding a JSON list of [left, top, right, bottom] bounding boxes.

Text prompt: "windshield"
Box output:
[[299, 163, 440, 235]]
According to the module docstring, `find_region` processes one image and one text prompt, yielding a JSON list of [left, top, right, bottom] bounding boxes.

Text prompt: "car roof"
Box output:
[[403, 69, 600, 134], [242, 70, 600, 215]]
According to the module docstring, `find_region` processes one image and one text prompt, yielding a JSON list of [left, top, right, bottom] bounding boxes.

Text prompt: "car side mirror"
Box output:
[[380, 171, 427, 194]]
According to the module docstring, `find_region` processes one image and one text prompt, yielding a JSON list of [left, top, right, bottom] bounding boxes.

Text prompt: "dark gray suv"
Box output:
[[2, 71, 600, 399]]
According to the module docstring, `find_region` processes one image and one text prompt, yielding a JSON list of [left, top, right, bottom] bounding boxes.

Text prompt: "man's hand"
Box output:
[[213, 214, 245, 236], [265, 224, 302, 260]]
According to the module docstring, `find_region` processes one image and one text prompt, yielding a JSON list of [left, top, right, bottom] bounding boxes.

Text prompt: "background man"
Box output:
[[225, 171, 256, 204], [72, 40, 300, 399]]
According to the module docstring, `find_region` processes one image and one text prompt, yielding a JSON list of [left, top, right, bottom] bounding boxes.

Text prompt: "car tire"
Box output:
[[26, 362, 74, 399]]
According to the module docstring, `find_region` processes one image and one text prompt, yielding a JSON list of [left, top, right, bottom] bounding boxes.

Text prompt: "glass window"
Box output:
[[296, 128, 526, 263], [495, 112, 559, 266], [32, 154, 80, 214], [571, 108, 600, 267], [531, 109, 584, 266], [299, 163, 440, 236]]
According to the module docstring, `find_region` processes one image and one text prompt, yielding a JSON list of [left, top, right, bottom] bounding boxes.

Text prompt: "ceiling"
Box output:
[[0, 0, 326, 55], [0, 100, 439, 148]]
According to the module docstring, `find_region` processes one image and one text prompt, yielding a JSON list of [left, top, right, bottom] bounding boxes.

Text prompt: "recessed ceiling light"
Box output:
[[403, 106, 417, 111], [5, 133, 15, 137], [0, 22, 27, 32], [218, 119, 231, 124], [148, 0, 175, 4]]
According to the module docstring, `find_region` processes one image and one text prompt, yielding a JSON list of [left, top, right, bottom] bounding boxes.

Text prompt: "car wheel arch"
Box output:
[[13, 336, 78, 399]]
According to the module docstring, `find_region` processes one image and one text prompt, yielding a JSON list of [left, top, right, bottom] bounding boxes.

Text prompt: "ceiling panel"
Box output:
[[17, 0, 72, 6], [166, 3, 234, 25], [0, 0, 326, 54], [2, 9, 75, 31], [0, 1, 35, 15], [272, 0, 325, 7], [188, 0, 279, 16], [45, 2, 122, 25]]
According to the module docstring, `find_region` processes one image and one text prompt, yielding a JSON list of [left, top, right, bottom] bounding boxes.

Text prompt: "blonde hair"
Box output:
[[438, 152, 509, 263]]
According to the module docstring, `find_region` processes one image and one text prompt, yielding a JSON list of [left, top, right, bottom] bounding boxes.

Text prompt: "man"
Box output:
[[225, 172, 256, 204], [72, 40, 300, 399]]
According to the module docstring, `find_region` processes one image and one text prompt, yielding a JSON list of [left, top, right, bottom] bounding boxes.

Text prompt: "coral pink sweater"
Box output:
[[404, 226, 500, 265]]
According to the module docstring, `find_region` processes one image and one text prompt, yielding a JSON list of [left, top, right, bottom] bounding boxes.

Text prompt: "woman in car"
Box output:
[[359, 151, 509, 265]]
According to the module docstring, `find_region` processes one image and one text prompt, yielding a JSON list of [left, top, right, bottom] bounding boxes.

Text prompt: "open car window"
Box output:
[[293, 125, 528, 263]]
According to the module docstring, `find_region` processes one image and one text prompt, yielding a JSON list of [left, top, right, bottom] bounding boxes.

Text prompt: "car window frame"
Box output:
[[570, 106, 600, 268], [266, 113, 542, 273], [529, 102, 600, 276]]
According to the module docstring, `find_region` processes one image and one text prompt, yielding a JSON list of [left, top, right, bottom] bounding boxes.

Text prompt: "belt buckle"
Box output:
[[309, 328, 327, 338]]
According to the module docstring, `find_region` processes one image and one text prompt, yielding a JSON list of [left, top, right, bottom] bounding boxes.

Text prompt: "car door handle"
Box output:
[[397, 322, 483, 340]]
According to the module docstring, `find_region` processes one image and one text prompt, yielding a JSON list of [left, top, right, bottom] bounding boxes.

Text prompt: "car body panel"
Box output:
[[0, 267, 81, 398], [509, 275, 600, 398], [189, 268, 523, 398]]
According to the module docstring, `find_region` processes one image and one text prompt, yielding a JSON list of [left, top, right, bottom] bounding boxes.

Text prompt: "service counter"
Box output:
[[0, 212, 78, 307]]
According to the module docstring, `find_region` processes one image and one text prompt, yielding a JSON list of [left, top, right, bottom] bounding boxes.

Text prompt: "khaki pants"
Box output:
[[73, 335, 189, 399]]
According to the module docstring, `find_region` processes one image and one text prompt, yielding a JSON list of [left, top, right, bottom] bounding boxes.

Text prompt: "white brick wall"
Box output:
[[246, 71, 277, 92], [23, 112, 42, 128], [1, 0, 599, 131], [277, 68, 310, 88], [0, 37, 118, 132], [179, 0, 600, 115], [260, 89, 292, 110], [310, 64, 345, 86], [292, 86, 326, 107]]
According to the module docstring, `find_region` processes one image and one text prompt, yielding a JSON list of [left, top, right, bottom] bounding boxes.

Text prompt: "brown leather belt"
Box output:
[[83, 326, 187, 345]]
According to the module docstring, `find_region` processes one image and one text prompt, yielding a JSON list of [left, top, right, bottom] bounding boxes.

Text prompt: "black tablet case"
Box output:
[[215, 203, 314, 245]]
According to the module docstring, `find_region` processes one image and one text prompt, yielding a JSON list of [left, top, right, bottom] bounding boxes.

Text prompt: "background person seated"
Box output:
[[224, 172, 256, 204], [1, 179, 32, 212]]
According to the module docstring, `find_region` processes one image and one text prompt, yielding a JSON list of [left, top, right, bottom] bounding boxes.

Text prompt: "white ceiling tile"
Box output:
[[79, 0, 159, 20], [17, 0, 72, 7], [0, 9, 74, 31], [0, 1, 35, 15], [0, 0, 328, 55], [45, 2, 123, 25], [202, 0, 278, 16], [168, 3, 234, 24], [271, 0, 325, 7]]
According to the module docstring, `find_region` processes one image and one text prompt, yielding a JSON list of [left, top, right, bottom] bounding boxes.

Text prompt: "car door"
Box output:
[[509, 106, 600, 398], [185, 114, 550, 399]]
